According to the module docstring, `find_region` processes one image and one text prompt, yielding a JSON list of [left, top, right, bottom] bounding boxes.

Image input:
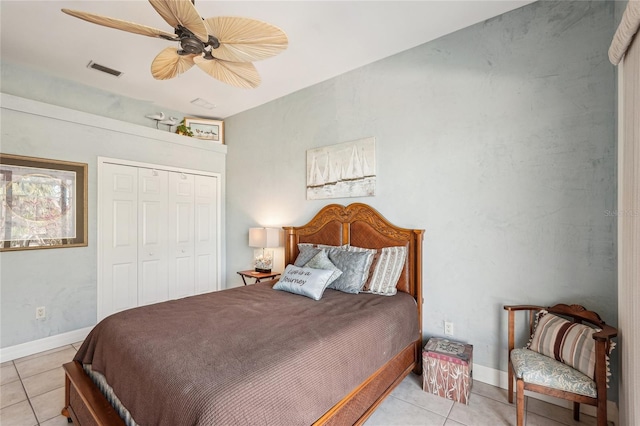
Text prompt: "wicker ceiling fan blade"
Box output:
[[204, 16, 288, 62], [61, 8, 178, 40], [193, 56, 261, 88], [151, 47, 196, 80], [149, 0, 208, 42]]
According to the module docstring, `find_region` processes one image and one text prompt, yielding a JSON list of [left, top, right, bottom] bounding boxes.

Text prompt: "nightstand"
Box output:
[[237, 270, 281, 285]]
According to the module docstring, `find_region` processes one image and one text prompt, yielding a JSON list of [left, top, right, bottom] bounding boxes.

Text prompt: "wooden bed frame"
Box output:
[[62, 203, 424, 425]]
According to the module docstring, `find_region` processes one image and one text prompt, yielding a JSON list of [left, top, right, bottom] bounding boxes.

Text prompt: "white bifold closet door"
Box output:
[[101, 163, 218, 320], [101, 163, 139, 316], [139, 168, 169, 306]]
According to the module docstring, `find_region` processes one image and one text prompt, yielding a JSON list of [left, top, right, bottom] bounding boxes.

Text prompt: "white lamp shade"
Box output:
[[249, 227, 280, 248]]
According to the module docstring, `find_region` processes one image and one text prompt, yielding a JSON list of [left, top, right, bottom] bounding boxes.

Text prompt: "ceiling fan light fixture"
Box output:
[[87, 61, 123, 77], [64, 0, 288, 88]]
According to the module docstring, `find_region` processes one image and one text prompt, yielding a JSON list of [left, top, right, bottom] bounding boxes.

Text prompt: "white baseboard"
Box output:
[[0, 327, 92, 363], [473, 364, 619, 425]]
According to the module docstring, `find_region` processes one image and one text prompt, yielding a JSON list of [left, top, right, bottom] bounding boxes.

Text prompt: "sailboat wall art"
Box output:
[[306, 137, 376, 200]]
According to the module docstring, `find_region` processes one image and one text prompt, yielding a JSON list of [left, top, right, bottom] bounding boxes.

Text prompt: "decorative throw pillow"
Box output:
[[273, 265, 334, 300], [527, 312, 598, 378], [304, 250, 343, 286], [362, 246, 407, 296], [294, 243, 344, 266], [327, 249, 375, 294], [345, 245, 377, 289]]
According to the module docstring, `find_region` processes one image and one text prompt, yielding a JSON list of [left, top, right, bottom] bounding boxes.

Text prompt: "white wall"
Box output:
[[224, 1, 618, 398], [0, 94, 226, 349]]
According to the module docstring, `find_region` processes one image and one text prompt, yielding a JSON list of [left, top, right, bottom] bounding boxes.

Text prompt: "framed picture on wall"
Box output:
[[184, 117, 224, 143], [0, 153, 88, 251], [306, 137, 376, 200]]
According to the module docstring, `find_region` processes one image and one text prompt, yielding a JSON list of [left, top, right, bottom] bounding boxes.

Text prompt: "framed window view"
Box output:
[[0, 153, 88, 251], [184, 117, 224, 143]]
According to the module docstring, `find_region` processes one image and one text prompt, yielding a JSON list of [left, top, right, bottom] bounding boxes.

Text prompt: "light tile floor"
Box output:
[[1, 343, 605, 426]]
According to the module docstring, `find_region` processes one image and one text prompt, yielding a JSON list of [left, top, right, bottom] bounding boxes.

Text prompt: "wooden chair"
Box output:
[[504, 304, 617, 426]]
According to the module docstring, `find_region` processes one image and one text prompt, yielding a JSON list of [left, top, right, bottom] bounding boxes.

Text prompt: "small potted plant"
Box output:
[[176, 119, 193, 137]]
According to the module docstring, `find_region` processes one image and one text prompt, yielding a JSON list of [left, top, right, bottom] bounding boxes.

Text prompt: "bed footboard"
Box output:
[[314, 340, 419, 425], [62, 361, 125, 425]]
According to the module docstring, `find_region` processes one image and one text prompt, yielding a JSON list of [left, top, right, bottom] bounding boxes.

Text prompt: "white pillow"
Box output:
[[273, 265, 334, 300]]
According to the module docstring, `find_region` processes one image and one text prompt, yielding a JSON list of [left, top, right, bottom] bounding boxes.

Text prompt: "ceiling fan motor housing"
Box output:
[[180, 37, 204, 54]]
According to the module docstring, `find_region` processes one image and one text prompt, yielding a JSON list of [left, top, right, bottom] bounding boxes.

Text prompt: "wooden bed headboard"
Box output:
[[283, 203, 424, 336]]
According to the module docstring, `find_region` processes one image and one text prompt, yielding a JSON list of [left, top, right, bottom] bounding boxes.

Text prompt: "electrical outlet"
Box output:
[[35, 306, 46, 320], [444, 321, 454, 336]]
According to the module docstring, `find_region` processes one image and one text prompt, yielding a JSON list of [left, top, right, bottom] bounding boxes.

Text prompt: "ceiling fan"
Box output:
[[61, 0, 288, 88]]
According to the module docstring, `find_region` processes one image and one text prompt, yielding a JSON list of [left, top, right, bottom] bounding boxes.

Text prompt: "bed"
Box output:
[[62, 203, 424, 425]]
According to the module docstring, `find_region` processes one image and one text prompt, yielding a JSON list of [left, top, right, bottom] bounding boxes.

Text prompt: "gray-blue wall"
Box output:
[[0, 96, 226, 349], [225, 0, 618, 397]]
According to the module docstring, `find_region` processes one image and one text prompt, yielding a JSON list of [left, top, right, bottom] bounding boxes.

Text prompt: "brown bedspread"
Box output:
[[75, 282, 419, 425]]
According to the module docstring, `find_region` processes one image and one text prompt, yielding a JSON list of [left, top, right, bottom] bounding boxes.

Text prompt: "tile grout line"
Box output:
[[388, 394, 451, 422], [9, 345, 76, 426], [12, 360, 40, 426]]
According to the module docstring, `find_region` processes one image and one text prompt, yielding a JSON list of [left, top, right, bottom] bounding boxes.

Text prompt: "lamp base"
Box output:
[[255, 267, 272, 273]]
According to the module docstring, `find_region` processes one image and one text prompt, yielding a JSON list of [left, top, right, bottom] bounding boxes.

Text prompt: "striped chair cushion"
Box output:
[[528, 312, 597, 378], [361, 246, 407, 296]]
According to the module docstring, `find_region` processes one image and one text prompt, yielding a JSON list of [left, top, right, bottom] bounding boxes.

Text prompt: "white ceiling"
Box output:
[[1, 1, 535, 119]]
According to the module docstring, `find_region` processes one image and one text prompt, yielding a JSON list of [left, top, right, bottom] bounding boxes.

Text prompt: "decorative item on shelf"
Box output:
[[248, 227, 280, 273], [145, 112, 165, 128], [176, 119, 193, 137], [159, 116, 180, 132], [184, 117, 224, 143]]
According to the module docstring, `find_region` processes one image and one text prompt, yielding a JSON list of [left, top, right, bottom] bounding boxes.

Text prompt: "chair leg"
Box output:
[[597, 398, 607, 426], [573, 402, 580, 421], [516, 379, 525, 426], [508, 360, 514, 404]]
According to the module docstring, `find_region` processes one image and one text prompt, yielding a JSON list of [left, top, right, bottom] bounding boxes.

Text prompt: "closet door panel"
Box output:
[[138, 169, 169, 306], [100, 160, 221, 319], [194, 175, 218, 294], [101, 164, 138, 319], [168, 172, 195, 299]]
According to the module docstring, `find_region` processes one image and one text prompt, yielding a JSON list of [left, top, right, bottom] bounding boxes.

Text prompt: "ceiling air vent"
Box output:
[[87, 61, 123, 77]]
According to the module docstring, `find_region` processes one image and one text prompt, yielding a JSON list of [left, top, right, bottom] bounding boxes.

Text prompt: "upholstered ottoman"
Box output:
[[422, 338, 473, 404]]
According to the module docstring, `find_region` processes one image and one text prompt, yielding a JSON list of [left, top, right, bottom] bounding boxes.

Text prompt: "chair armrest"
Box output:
[[593, 324, 618, 341]]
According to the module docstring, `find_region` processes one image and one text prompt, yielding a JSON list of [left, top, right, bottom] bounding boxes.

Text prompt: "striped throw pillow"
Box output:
[[362, 246, 407, 296], [528, 312, 597, 378]]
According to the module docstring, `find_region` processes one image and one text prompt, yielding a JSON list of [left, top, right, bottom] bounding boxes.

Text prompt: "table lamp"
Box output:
[[248, 227, 280, 273]]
